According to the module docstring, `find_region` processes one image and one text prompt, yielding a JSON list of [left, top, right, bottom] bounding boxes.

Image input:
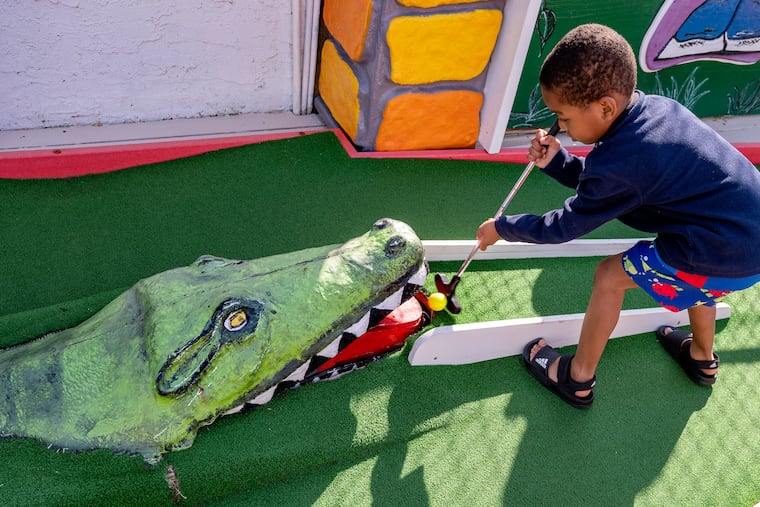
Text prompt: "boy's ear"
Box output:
[[598, 96, 618, 120]]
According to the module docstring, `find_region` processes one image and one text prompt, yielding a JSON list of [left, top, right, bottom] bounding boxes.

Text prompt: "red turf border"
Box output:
[[1, 128, 758, 179]]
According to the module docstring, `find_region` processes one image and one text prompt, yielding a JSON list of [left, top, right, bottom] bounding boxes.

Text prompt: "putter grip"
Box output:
[[546, 119, 560, 137]]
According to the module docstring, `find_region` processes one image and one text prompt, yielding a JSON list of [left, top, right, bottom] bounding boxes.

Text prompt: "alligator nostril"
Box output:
[[385, 235, 406, 257], [374, 218, 391, 231]]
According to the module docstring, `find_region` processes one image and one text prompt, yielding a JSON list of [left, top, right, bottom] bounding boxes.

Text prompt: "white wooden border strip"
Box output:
[[304, 0, 320, 114], [291, 0, 303, 115], [422, 238, 650, 261], [478, 0, 544, 154], [292, 0, 320, 115], [408, 302, 731, 365]]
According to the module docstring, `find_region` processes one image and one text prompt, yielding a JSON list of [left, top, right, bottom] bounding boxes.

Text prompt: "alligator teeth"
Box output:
[[234, 263, 428, 414]]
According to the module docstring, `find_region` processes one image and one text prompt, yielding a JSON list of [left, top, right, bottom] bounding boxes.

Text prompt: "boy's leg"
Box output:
[[659, 304, 718, 376], [529, 253, 637, 395], [573, 253, 639, 383]]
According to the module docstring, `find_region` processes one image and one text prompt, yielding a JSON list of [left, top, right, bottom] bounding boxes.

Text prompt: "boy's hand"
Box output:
[[527, 126, 561, 168], [477, 218, 501, 251]]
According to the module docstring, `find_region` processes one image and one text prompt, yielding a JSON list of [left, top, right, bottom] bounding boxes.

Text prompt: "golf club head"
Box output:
[[433, 273, 463, 314], [446, 293, 462, 314], [434, 273, 452, 295]]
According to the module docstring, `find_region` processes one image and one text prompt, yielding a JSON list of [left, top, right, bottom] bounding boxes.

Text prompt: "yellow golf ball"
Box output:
[[428, 292, 448, 312]]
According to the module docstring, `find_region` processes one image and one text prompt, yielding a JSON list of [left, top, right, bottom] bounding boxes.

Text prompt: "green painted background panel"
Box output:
[[508, 0, 760, 127]]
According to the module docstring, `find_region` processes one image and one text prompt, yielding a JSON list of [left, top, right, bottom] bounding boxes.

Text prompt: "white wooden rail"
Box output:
[[409, 303, 731, 365], [422, 238, 649, 261]]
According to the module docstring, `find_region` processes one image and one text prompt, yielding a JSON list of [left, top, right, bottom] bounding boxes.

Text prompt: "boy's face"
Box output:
[[541, 86, 615, 145]]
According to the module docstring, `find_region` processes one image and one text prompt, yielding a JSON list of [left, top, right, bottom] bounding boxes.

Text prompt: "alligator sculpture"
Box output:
[[0, 218, 426, 460]]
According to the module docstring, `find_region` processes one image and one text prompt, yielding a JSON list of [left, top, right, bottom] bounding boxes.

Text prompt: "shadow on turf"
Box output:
[[370, 257, 718, 506], [501, 256, 715, 505]]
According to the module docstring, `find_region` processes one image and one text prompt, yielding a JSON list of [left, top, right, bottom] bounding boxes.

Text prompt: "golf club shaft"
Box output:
[[454, 159, 538, 278], [453, 119, 560, 280]]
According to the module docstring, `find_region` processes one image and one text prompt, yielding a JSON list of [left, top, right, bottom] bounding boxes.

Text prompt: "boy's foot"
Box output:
[[656, 326, 719, 385], [522, 338, 596, 408]]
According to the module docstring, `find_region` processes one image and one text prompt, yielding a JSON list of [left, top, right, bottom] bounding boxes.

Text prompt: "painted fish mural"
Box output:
[[0, 218, 426, 461]]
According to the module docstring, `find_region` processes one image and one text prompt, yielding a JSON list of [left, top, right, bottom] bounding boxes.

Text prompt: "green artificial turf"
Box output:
[[0, 132, 758, 506], [0, 132, 645, 320]]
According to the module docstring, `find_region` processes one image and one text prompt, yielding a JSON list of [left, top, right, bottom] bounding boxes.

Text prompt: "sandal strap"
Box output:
[[522, 340, 596, 408], [556, 355, 596, 390], [658, 328, 721, 371], [690, 353, 720, 370], [681, 339, 720, 370], [528, 339, 562, 373]]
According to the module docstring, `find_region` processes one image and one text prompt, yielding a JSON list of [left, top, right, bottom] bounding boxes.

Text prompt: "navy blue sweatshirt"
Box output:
[[495, 92, 760, 277]]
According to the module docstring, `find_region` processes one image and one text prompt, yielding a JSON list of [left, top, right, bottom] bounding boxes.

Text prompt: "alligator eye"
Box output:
[[385, 235, 406, 257], [373, 218, 391, 230], [156, 298, 265, 396], [224, 309, 248, 331]]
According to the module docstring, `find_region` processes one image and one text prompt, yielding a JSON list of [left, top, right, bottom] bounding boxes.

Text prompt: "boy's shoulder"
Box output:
[[625, 91, 704, 134], [633, 91, 687, 116], [612, 91, 746, 168], [594, 91, 724, 166]]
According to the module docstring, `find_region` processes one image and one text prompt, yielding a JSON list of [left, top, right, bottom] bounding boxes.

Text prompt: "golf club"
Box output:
[[434, 119, 560, 314]]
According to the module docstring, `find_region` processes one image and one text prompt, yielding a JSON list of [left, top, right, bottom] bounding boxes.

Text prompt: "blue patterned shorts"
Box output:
[[621, 240, 760, 312]]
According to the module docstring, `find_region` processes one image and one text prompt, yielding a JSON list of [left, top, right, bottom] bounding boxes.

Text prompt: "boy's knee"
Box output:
[[593, 255, 631, 290], [594, 255, 619, 277]]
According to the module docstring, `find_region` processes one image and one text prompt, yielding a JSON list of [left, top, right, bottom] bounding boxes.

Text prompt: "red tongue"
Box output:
[[314, 293, 428, 374]]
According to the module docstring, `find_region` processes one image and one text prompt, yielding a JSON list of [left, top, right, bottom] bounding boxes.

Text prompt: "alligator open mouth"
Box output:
[[226, 262, 429, 414]]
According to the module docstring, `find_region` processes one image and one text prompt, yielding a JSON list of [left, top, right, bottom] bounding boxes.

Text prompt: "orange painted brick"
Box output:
[[323, 0, 374, 61], [375, 90, 484, 151], [318, 40, 360, 140], [398, 0, 485, 7], [387, 9, 503, 85]]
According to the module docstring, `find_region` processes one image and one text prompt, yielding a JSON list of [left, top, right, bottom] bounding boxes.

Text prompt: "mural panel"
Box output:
[[640, 0, 760, 72], [508, 0, 760, 127]]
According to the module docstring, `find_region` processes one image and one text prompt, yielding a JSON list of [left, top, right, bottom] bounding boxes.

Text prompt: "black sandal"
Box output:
[[656, 326, 720, 386], [522, 338, 596, 409]]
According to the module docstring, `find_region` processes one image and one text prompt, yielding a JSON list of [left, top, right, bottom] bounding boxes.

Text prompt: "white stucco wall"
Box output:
[[0, 0, 293, 130]]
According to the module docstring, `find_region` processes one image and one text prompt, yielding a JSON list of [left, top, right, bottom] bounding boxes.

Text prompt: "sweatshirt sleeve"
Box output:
[[540, 148, 585, 189], [495, 163, 643, 244]]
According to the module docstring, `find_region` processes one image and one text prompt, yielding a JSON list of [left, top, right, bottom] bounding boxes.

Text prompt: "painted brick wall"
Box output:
[[0, 0, 292, 130], [318, 0, 506, 151]]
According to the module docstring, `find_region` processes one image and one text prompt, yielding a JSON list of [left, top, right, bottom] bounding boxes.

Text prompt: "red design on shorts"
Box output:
[[708, 289, 730, 298], [652, 282, 678, 299], [675, 270, 708, 288], [661, 304, 681, 313]]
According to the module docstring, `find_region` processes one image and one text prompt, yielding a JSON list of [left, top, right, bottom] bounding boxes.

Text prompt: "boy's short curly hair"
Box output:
[[539, 24, 637, 107]]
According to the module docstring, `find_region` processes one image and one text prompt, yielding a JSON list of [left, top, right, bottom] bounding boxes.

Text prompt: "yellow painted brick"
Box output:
[[323, 0, 373, 61], [375, 90, 483, 151], [318, 40, 360, 140], [387, 9, 503, 85], [398, 0, 485, 7]]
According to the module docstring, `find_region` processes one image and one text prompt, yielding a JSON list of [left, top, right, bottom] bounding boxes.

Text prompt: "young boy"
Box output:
[[476, 24, 760, 408]]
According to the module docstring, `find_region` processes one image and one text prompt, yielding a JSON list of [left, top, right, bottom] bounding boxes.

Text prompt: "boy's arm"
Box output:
[[494, 170, 640, 244], [527, 127, 584, 189], [541, 148, 585, 189]]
